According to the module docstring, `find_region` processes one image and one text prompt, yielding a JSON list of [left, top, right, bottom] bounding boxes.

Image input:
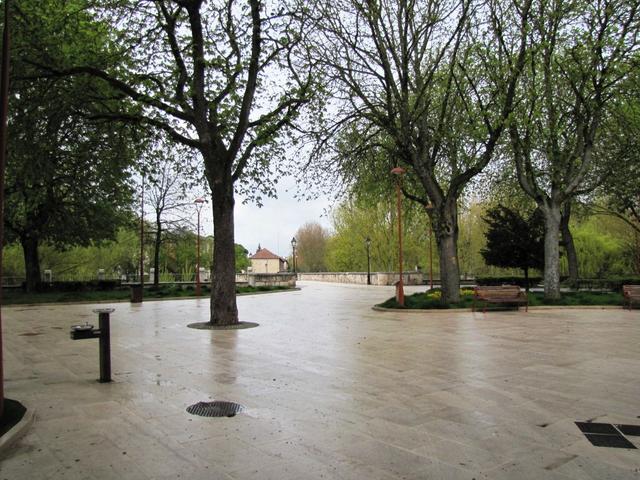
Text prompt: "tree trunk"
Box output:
[[523, 266, 530, 293], [634, 230, 640, 275], [153, 213, 161, 287], [21, 235, 41, 292], [542, 203, 562, 300], [210, 176, 238, 325], [433, 203, 460, 303], [560, 202, 578, 288]]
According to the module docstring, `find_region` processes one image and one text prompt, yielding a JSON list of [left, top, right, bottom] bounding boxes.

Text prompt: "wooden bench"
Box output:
[[473, 285, 528, 313], [623, 285, 640, 309]]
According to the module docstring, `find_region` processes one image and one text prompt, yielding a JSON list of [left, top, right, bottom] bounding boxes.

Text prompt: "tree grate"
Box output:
[[575, 422, 638, 449], [186, 401, 244, 418]]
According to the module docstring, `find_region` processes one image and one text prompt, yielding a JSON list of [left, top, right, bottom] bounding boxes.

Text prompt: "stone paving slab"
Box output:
[[1, 281, 639, 479]]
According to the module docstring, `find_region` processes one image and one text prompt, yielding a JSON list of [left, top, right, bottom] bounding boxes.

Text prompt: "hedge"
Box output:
[[563, 277, 640, 292], [476, 276, 640, 291], [33, 280, 122, 292], [475, 276, 542, 288]]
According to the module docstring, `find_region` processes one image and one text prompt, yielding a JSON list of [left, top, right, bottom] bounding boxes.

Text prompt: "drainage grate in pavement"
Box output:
[[575, 422, 638, 449], [617, 425, 640, 437], [186, 401, 244, 418], [575, 422, 618, 435], [584, 434, 636, 449]]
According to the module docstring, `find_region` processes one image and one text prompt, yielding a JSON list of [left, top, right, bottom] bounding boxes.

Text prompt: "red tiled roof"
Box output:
[[250, 248, 284, 261]]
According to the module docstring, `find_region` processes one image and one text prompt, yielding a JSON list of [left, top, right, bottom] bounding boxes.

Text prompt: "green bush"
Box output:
[[528, 291, 623, 306], [379, 288, 475, 309], [378, 289, 623, 309], [34, 280, 122, 292], [563, 277, 640, 292]]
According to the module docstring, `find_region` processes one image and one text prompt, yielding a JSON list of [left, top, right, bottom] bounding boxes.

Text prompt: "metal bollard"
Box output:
[[96, 308, 113, 383]]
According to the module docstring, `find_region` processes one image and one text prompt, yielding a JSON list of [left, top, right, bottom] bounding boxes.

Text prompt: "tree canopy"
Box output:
[[508, 0, 640, 298], [37, 0, 319, 325], [6, 0, 143, 290], [481, 205, 545, 289], [294, 222, 330, 272], [304, 0, 532, 303]]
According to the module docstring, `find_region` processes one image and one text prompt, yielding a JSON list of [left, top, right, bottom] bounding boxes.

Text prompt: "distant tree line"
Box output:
[[291, 201, 638, 281]]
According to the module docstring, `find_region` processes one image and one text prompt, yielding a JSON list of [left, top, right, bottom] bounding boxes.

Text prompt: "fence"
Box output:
[[297, 272, 425, 286], [2, 271, 292, 288]]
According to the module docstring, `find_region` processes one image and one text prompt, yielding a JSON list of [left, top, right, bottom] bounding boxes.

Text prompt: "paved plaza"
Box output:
[[1, 281, 639, 479]]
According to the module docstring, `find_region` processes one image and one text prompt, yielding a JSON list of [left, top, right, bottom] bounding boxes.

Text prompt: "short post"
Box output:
[[93, 308, 114, 383], [291, 237, 297, 276], [194, 197, 205, 296], [391, 166, 406, 306]]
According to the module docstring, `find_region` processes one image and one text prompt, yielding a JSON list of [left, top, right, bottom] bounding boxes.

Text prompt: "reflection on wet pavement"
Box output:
[[2, 281, 639, 479]]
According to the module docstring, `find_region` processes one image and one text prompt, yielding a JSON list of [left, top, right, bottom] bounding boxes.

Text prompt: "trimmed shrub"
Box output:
[[564, 277, 640, 292], [34, 280, 122, 292], [475, 276, 542, 289]]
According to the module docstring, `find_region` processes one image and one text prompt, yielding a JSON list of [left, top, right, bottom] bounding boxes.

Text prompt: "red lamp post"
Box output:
[[425, 203, 434, 290], [139, 174, 144, 299], [194, 197, 205, 296], [428, 226, 434, 290], [391, 166, 406, 306], [0, 0, 11, 418]]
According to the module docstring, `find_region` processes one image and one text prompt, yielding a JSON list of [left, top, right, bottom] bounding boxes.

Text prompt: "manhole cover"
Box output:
[[186, 401, 244, 418]]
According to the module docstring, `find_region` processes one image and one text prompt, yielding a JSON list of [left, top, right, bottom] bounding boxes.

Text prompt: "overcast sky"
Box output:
[[196, 175, 334, 258]]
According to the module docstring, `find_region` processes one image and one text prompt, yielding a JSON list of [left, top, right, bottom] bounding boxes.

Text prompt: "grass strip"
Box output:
[[378, 288, 624, 310], [2, 285, 291, 305]]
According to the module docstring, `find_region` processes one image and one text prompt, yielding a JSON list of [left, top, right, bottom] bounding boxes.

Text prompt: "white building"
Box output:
[[249, 246, 288, 274]]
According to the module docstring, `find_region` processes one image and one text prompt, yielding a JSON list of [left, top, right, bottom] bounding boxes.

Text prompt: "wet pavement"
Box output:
[[1, 281, 639, 479]]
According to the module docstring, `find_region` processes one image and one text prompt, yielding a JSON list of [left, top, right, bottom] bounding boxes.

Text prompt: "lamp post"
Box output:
[[391, 166, 406, 306], [139, 173, 145, 299], [194, 197, 205, 296], [428, 226, 434, 289], [425, 203, 434, 290], [291, 237, 297, 275], [365, 237, 371, 285], [0, 0, 11, 418]]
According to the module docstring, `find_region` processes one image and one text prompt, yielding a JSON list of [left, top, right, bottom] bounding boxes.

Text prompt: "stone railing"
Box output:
[[297, 272, 424, 286], [247, 273, 297, 288]]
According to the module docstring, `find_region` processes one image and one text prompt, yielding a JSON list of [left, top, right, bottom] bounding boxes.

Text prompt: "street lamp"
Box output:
[[139, 173, 145, 301], [365, 237, 371, 285], [0, 0, 12, 417], [194, 197, 205, 296], [291, 237, 297, 275], [391, 166, 406, 306], [425, 203, 434, 290]]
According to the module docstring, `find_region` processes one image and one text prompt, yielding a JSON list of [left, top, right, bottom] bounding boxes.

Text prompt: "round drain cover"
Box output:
[[186, 401, 244, 418]]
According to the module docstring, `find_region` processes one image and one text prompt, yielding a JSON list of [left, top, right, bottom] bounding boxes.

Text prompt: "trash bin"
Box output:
[[130, 285, 143, 303]]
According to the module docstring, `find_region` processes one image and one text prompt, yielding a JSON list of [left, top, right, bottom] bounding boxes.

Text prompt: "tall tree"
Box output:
[[327, 196, 436, 274], [559, 202, 579, 286], [595, 64, 640, 234], [305, 0, 532, 302], [294, 222, 330, 272], [508, 0, 640, 299], [40, 0, 317, 325], [7, 1, 141, 291], [148, 163, 187, 287], [145, 149, 194, 287], [478, 156, 583, 285], [481, 205, 545, 291]]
